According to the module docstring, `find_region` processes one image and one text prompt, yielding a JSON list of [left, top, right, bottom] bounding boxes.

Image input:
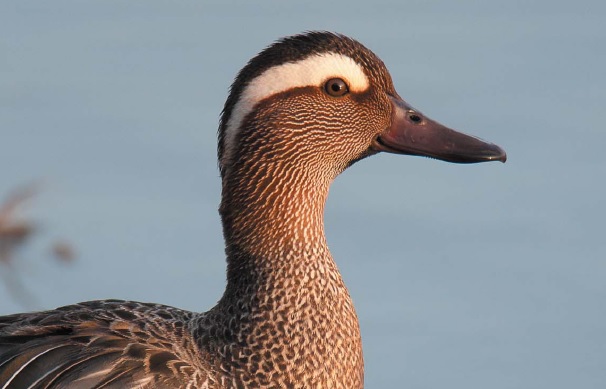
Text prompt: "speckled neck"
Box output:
[[207, 157, 364, 387]]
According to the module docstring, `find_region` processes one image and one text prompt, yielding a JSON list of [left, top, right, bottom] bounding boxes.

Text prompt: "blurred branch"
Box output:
[[0, 184, 76, 309], [0, 184, 37, 265]]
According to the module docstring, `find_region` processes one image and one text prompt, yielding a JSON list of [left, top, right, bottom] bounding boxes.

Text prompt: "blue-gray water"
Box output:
[[1, 1, 605, 387]]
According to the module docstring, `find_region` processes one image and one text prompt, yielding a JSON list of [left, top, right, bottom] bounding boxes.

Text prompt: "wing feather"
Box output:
[[0, 301, 204, 388]]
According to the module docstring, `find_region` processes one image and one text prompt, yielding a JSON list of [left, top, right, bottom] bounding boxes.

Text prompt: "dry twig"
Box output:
[[0, 184, 76, 309]]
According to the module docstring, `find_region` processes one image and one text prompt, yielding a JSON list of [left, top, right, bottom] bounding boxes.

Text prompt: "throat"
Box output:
[[220, 163, 331, 266], [220, 172, 334, 294]]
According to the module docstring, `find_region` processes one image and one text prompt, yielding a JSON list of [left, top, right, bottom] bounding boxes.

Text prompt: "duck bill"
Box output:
[[372, 97, 506, 163]]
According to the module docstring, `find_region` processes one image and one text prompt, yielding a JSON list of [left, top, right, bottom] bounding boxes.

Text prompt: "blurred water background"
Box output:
[[1, 1, 605, 387]]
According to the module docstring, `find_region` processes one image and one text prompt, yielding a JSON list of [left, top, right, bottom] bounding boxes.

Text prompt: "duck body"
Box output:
[[0, 32, 505, 388]]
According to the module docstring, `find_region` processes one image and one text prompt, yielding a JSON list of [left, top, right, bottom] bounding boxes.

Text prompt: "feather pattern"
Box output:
[[0, 301, 204, 388]]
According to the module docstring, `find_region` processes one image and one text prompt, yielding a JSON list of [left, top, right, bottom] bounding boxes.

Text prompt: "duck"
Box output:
[[0, 31, 506, 389]]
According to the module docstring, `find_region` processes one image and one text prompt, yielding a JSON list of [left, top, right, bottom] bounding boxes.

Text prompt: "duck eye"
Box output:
[[324, 78, 349, 97]]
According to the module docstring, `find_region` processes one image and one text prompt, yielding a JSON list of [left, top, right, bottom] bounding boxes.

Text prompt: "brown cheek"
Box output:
[[347, 92, 392, 147], [236, 88, 390, 174]]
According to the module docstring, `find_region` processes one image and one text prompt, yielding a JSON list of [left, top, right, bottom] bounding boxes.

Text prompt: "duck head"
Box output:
[[218, 31, 506, 184]]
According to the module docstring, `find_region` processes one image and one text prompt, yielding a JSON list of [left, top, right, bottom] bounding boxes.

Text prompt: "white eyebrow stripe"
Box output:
[[221, 52, 369, 169]]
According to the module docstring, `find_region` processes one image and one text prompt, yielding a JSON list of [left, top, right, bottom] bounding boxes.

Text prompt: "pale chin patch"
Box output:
[[221, 52, 370, 171]]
